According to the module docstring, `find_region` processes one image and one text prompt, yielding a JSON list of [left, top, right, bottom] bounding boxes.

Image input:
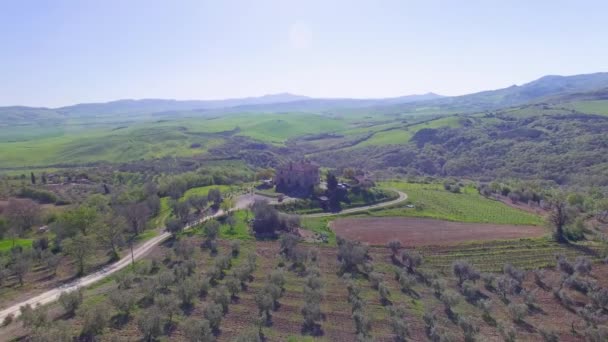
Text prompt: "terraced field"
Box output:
[[417, 238, 603, 273]]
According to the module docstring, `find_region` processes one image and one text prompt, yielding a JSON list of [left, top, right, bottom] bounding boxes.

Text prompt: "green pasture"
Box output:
[[363, 181, 544, 226], [0, 238, 33, 252]]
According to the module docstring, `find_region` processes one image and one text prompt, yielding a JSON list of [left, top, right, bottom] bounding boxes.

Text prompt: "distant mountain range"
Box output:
[[1, 72, 608, 121]]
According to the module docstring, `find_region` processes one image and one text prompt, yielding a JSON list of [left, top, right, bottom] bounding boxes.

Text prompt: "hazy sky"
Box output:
[[1, 0, 607, 107]]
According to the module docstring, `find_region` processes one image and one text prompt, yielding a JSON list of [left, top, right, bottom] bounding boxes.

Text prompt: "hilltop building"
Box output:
[[275, 160, 320, 196]]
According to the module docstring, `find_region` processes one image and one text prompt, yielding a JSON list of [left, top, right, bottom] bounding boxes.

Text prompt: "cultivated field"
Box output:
[[331, 217, 547, 246], [3, 237, 606, 341]]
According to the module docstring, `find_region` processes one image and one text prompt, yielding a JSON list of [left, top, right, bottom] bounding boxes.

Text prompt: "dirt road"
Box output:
[[302, 190, 407, 217], [0, 210, 225, 322]]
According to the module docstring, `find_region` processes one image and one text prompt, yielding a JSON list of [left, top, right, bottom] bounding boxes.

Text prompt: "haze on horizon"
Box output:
[[1, 0, 607, 107]]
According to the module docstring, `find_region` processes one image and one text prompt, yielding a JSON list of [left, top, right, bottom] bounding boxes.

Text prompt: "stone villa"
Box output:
[[274, 160, 320, 195]]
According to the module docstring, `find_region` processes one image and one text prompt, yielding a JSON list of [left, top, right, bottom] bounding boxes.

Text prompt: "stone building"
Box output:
[[274, 161, 320, 195]]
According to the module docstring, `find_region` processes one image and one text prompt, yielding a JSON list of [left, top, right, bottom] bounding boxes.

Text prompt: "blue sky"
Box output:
[[1, 0, 607, 107]]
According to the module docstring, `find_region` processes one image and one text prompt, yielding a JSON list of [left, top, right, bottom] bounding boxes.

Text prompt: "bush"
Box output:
[[137, 307, 163, 341], [337, 238, 369, 275], [204, 303, 224, 331], [177, 277, 199, 306], [78, 303, 111, 338], [508, 303, 528, 322], [19, 304, 49, 331], [230, 240, 241, 257], [378, 281, 391, 305], [498, 322, 517, 342], [556, 255, 574, 275], [574, 256, 592, 275], [2, 314, 13, 327], [432, 278, 447, 297], [452, 260, 480, 286], [387, 239, 402, 256], [458, 316, 479, 342], [369, 271, 382, 289], [211, 285, 231, 313], [539, 328, 559, 342], [58, 289, 83, 316], [183, 318, 214, 342], [389, 305, 410, 341], [440, 289, 460, 313], [400, 249, 423, 273]]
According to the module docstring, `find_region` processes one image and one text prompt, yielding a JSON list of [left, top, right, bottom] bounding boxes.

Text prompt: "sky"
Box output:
[[1, 0, 607, 107]]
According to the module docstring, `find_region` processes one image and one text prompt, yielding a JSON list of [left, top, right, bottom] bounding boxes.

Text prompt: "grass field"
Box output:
[[0, 238, 32, 252], [367, 182, 544, 226], [355, 116, 462, 147], [181, 184, 235, 200], [219, 210, 254, 240], [0, 111, 464, 169], [564, 100, 608, 115]]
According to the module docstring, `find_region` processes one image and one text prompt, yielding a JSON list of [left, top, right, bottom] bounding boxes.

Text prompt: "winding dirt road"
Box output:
[[0, 210, 226, 322], [302, 190, 407, 217]]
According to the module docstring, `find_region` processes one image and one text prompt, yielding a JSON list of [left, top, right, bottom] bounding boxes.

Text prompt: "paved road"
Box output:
[[302, 190, 407, 218], [0, 210, 226, 322], [0, 190, 406, 321]]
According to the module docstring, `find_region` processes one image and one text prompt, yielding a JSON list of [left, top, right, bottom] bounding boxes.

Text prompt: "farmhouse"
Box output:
[[275, 160, 320, 195]]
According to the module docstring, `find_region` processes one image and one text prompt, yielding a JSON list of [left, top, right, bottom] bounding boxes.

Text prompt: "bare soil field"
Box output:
[[331, 217, 547, 246]]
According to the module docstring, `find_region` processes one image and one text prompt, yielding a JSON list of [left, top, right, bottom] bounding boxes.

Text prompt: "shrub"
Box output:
[[556, 255, 574, 275], [230, 240, 241, 257], [389, 305, 410, 341], [225, 275, 241, 298], [496, 275, 517, 301], [176, 277, 198, 306], [154, 293, 179, 323], [211, 285, 231, 313], [574, 256, 592, 275], [109, 289, 137, 317], [352, 309, 371, 337], [498, 322, 517, 342], [183, 318, 214, 342], [204, 303, 224, 331], [432, 278, 447, 297], [199, 275, 212, 296], [539, 328, 559, 342], [585, 325, 608, 342], [387, 239, 402, 256], [533, 269, 547, 289], [369, 271, 382, 289], [508, 303, 528, 323], [440, 289, 460, 314], [452, 260, 480, 286], [398, 272, 416, 294], [78, 303, 111, 338], [2, 314, 13, 327], [269, 268, 286, 290], [137, 307, 163, 342], [115, 272, 134, 289], [461, 280, 479, 301], [458, 316, 479, 342], [337, 238, 369, 275], [19, 304, 49, 331], [589, 287, 608, 310], [58, 289, 83, 316], [503, 263, 525, 288], [523, 289, 538, 309], [378, 281, 391, 305], [481, 272, 495, 290], [400, 249, 423, 273]]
